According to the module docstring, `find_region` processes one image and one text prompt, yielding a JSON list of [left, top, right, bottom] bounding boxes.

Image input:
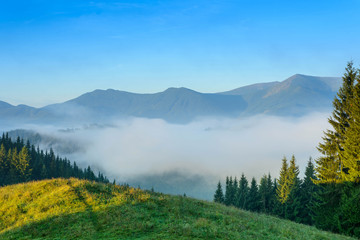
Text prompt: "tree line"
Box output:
[[214, 156, 316, 225], [214, 62, 360, 238], [0, 133, 110, 186]]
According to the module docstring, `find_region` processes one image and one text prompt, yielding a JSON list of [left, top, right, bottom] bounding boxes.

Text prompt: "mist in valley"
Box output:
[[1, 112, 331, 200]]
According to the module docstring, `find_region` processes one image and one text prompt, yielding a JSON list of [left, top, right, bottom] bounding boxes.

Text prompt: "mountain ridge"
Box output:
[[0, 74, 341, 124]]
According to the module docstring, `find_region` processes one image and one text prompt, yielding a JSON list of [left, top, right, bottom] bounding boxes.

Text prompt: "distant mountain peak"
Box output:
[[163, 87, 199, 94], [0, 74, 342, 124]]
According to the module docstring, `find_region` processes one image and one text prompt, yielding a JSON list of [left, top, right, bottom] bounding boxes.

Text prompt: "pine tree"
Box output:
[[246, 177, 261, 212], [9, 148, 18, 184], [259, 174, 273, 213], [272, 178, 283, 216], [17, 146, 31, 182], [0, 144, 8, 185], [316, 62, 357, 183], [277, 157, 290, 204], [228, 176, 236, 206], [236, 173, 249, 209], [341, 80, 360, 182], [300, 158, 318, 225], [214, 181, 224, 203], [284, 155, 302, 221], [267, 173, 277, 214], [40, 164, 48, 179]]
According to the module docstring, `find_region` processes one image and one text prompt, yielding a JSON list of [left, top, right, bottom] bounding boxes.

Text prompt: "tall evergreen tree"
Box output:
[[236, 173, 249, 209], [300, 158, 318, 225], [17, 146, 31, 182], [341, 78, 360, 182], [277, 157, 290, 204], [259, 174, 273, 213], [224, 176, 231, 206], [214, 181, 225, 203], [246, 177, 261, 212], [316, 62, 357, 183], [0, 144, 7, 185]]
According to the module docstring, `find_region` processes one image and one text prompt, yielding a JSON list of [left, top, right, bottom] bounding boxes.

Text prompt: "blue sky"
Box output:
[[1, 0, 360, 107]]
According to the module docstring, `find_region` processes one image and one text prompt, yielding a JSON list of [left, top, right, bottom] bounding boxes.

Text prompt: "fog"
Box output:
[[2, 112, 331, 199]]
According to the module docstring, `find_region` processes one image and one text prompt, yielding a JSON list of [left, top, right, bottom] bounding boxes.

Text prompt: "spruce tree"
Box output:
[[9, 148, 18, 184], [246, 177, 261, 212], [0, 144, 7, 185], [259, 175, 272, 213], [18, 146, 31, 182], [224, 176, 231, 206], [341, 79, 360, 182], [266, 173, 276, 212], [214, 181, 225, 203], [236, 173, 249, 209], [277, 157, 290, 204], [316, 62, 357, 183], [300, 158, 318, 225], [284, 156, 302, 221]]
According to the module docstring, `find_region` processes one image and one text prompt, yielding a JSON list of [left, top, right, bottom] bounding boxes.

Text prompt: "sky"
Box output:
[[1, 0, 360, 107]]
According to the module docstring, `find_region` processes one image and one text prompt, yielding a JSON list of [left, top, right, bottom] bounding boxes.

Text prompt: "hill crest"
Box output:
[[0, 178, 354, 239]]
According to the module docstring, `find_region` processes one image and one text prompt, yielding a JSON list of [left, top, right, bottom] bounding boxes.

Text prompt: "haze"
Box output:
[[6, 112, 330, 199]]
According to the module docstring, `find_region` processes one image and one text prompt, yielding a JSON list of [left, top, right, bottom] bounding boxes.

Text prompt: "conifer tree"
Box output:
[[259, 174, 273, 213], [267, 173, 277, 213], [277, 157, 290, 204], [300, 158, 318, 225], [224, 176, 231, 206], [9, 148, 18, 183], [341, 79, 360, 182], [40, 164, 47, 179], [272, 178, 283, 216], [236, 173, 249, 209], [316, 62, 357, 183], [246, 177, 261, 212], [214, 181, 225, 203], [228, 177, 236, 206], [17, 146, 31, 182], [284, 156, 302, 221], [0, 144, 7, 185]]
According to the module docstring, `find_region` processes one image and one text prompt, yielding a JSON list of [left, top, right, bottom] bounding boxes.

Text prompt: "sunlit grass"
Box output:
[[0, 178, 355, 239]]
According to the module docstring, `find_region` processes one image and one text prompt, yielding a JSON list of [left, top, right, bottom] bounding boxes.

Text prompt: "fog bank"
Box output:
[[2, 112, 331, 199]]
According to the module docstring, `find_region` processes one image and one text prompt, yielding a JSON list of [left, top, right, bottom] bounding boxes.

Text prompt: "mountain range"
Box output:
[[0, 74, 341, 124]]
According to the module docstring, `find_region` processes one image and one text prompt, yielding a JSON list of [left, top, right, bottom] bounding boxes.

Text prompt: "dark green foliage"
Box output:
[[313, 183, 343, 233], [0, 133, 109, 186], [299, 158, 318, 225], [214, 181, 224, 203], [337, 183, 360, 237], [236, 173, 249, 209], [224, 176, 236, 206], [246, 177, 261, 212], [259, 174, 274, 214], [285, 173, 302, 222]]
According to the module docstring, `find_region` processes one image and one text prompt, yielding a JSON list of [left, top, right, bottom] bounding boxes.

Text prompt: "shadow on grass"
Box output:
[[0, 195, 355, 240]]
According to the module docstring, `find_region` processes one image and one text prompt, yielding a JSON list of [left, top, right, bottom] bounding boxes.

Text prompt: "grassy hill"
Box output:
[[0, 179, 355, 240]]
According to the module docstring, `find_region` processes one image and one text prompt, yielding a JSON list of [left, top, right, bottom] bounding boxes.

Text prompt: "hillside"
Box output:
[[0, 179, 354, 240]]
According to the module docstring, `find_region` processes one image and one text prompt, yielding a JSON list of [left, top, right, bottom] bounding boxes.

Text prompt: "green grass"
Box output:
[[0, 178, 355, 240]]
